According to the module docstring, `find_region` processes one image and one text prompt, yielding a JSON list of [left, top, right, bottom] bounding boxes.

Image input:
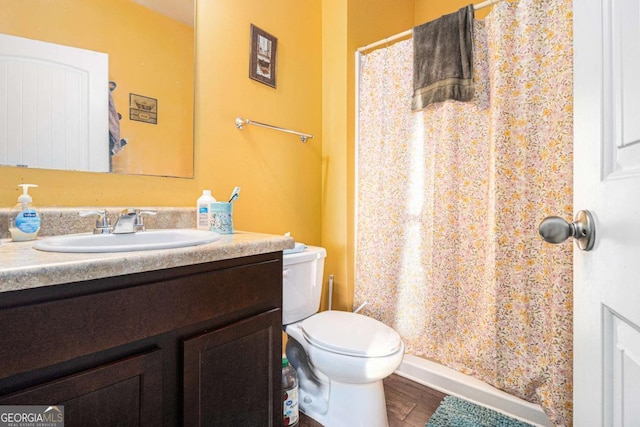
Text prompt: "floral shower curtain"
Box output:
[[355, 1, 573, 426]]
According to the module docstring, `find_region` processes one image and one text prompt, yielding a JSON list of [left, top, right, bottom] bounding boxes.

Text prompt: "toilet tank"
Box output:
[[282, 246, 326, 325]]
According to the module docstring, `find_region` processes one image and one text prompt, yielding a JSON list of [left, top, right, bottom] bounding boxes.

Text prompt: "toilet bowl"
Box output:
[[282, 246, 404, 427], [285, 312, 404, 426]]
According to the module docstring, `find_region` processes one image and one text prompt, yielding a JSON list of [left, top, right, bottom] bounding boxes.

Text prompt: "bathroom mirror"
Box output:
[[0, 0, 195, 178]]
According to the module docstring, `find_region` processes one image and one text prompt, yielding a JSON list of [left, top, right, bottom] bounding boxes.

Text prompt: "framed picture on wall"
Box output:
[[249, 24, 277, 88], [129, 93, 158, 124]]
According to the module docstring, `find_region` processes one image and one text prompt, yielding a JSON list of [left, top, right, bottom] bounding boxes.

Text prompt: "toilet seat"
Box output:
[[301, 311, 402, 357]]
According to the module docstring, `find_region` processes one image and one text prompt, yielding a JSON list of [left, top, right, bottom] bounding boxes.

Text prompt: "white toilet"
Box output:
[[283, 246, 404, 427]]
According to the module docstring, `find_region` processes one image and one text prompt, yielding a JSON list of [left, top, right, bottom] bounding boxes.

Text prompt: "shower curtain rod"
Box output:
[[356, 0, 505, 53]]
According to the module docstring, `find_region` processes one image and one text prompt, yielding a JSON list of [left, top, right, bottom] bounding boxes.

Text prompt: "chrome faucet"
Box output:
[[79, 209, 157, 234], [79, 210, 112, 234], [113, 209, 157, 234]]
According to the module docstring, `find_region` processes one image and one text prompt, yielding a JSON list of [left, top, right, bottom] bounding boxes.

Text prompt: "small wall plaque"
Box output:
[[129, 93, 158, 124]]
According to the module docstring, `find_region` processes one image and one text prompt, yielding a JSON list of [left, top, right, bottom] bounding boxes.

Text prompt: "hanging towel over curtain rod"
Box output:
[[356, 0, 505, 53]]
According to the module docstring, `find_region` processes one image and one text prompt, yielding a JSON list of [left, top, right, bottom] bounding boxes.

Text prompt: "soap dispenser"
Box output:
[[8, 184, 41, 242]]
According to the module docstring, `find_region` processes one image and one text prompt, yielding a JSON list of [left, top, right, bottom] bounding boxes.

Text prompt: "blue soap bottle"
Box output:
[[9, 184, 41, 242]]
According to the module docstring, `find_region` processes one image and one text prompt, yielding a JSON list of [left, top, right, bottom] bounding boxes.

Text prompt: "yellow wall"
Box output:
[[0, 0, 322, 245], [321, 0, 347, 311], [196, 0, 322, 244], [415, 0, 493, 22], [0, 0, 194, 178]]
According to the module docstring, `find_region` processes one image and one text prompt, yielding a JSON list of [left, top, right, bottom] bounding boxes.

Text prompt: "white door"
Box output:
[[574, 0, 640, 425], [0, 33, 109, 172]]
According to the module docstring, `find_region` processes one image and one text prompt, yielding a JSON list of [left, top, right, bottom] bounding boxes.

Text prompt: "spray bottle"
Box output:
[[9, 184, 41, 242], [282, 357, 299, 426]]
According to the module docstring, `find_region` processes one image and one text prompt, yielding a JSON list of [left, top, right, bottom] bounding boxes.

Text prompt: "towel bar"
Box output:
[[235, 117, 313, 142]]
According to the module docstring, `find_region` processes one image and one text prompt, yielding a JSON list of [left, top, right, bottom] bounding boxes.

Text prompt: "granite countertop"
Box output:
[[0, 231, 294, 293], [0, 207, 294, 293]]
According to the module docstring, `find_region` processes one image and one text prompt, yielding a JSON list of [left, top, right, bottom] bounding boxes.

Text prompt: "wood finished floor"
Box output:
[[298, 374, 447, 427]]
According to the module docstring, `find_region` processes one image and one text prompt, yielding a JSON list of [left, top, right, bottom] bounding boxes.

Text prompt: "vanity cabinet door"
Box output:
[[183, 309, 282, 427], [0, 349, 162, 427]]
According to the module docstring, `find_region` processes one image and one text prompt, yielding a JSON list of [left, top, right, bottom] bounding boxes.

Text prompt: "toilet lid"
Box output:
[[301, 311, 402, 357]]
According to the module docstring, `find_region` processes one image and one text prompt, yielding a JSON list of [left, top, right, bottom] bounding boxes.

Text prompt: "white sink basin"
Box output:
[[33, 229, 222, 253]]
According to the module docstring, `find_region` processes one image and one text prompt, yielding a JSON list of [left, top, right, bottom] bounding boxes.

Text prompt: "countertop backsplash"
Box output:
[[0, 207, 196, 239]]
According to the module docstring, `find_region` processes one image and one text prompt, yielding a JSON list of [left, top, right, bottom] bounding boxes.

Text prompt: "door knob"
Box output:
[[538, 209, 595, 251]]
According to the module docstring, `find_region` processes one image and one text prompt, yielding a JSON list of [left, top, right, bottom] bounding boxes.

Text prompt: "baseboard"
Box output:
[[395, 354, 554, 427]]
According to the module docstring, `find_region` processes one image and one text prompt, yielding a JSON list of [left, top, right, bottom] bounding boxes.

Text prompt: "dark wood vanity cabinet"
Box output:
[[183, 309, 281, 426], [0, 252, 283, 427]]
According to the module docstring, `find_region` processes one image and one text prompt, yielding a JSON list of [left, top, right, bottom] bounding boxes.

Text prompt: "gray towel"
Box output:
[[411, 5, 475, 110]]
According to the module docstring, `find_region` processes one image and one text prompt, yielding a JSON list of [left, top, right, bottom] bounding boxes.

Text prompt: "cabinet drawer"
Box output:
[[0, 258, 281, 379]]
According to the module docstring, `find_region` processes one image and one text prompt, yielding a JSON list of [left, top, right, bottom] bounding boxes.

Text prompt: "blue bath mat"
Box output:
[[426, 396, 535, 427]]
